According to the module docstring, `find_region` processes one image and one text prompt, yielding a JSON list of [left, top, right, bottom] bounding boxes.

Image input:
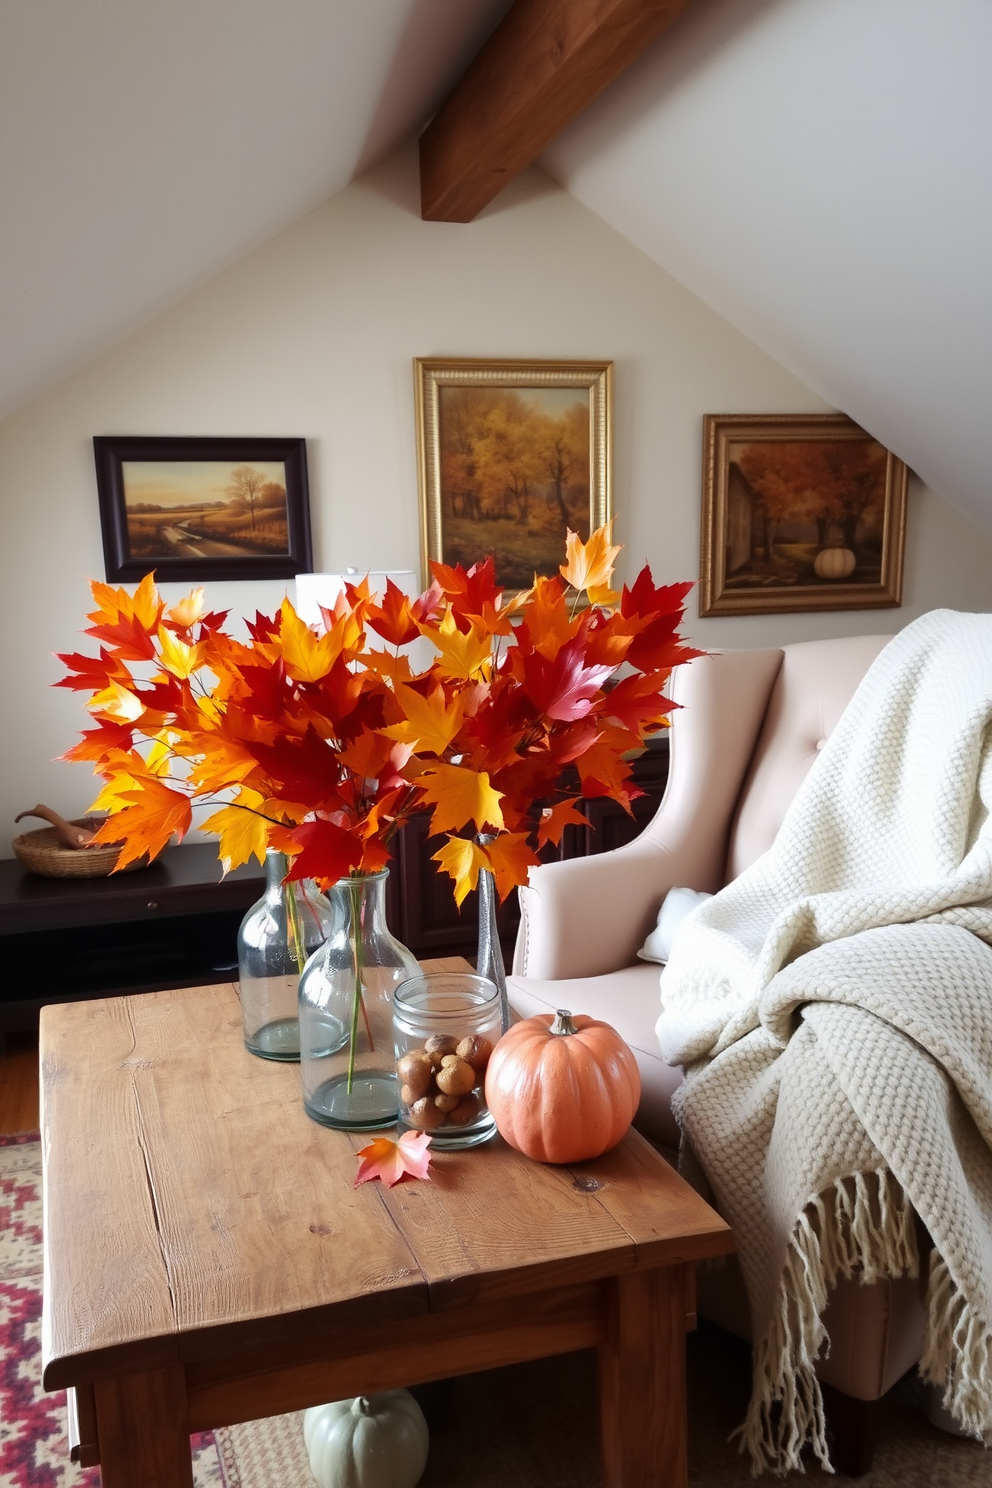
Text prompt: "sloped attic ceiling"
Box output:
[[0, 0, 512, 422], [4, 0, 990, 538], [540, 0, 992, 533]]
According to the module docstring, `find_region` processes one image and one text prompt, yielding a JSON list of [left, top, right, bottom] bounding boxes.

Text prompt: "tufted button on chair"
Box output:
[[507, 635, 927, 1475]]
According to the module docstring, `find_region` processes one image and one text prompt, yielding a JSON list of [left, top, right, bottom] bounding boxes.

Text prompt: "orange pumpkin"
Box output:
[[484, 1009, 641, 1163]]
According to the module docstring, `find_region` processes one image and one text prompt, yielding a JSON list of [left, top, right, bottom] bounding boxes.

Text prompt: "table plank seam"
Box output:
[[127, 1000, 181, 1337]]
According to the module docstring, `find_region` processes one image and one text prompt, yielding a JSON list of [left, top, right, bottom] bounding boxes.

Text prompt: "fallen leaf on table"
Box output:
[[354, 1131, 433, 1188]]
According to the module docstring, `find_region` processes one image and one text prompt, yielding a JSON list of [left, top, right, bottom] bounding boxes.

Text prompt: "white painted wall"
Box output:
[[3, 145, 991, 854]]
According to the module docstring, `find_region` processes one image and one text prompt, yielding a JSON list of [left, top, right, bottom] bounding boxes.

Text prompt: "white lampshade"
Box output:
[[294, 569, 419, 628]]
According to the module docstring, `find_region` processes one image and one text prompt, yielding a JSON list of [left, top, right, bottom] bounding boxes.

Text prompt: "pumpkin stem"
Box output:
[[551, 1009, 578, 1037], [356, 1396, 371, 1415]]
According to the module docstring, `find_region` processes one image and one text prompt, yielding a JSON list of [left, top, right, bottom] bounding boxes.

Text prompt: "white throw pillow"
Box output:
[[637, 887, 713, 964]]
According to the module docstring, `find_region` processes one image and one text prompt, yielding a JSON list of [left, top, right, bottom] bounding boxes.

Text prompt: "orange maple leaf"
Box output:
[[522, 577, 576, 660], [90, 778, 193, 868], [536, 799, 590, 849], [560, 523, 621, 595], [354, 1132, 432, 1187], [485, 831, 541, 900]]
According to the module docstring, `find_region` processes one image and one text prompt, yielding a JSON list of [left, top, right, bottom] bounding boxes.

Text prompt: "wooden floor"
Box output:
[[0, 1031, 40, 1134]]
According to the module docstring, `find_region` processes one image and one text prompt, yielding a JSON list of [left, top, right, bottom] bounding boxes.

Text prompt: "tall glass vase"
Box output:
[[238, 849, 332, 1061], [298, 869, 419, 1131], [476, 833, 511, 1034]]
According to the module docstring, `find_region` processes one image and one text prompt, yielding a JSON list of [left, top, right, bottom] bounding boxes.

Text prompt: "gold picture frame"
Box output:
[[699, 414, 907, 617], [415, 357, 612, 596]]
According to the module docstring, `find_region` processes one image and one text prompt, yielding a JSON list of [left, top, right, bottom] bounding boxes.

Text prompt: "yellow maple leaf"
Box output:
[[560, 523, 621, 595], [89, 681, 144, 723], [200, 796, 270, 872], [167, 587, 205, 628], [432, 835, 490, 907], [414, 761, 504, 836], [157, 625, 204, 680], [381, 684, 465, 756], [588, 582, 622, 608], [144, 735, 177, 777], [277, 599, 343, 682], [420, 608, 492, 682]]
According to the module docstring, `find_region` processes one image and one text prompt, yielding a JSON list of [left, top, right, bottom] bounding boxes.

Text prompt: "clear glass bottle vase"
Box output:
[[238, 849, 332, 1061], [476, 834, 511, 1034], [298, 869, 420, 1131]]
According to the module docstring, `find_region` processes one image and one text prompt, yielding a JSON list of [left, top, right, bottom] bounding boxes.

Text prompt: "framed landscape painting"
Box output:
[[698, 414, 907, 616], [94, 436, 313, 582], [415, 358, 612, 596]]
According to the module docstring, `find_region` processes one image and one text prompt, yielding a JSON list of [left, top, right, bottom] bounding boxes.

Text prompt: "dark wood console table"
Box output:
[[0, 844, 265, 1033], [2, 738, 668, 1035]]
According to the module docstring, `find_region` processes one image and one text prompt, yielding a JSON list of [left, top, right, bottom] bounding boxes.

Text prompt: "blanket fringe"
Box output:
[[740, 1168, 918, 1476], [919, 1250, 992, 1440]]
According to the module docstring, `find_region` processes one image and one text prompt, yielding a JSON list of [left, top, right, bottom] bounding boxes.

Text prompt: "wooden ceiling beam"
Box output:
[[420, 0, 702, 223]]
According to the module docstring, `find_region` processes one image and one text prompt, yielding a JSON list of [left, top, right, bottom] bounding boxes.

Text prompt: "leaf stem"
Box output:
[[346, 876, 374, 1093]]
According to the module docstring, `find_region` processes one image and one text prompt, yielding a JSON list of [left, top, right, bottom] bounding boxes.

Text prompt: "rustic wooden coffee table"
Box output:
[[41, 961, 733, 1488]]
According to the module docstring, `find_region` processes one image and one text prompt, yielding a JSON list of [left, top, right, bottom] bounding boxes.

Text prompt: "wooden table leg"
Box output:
[[92, 1365, 193, 1488], [599, 1265, 689, 1488]]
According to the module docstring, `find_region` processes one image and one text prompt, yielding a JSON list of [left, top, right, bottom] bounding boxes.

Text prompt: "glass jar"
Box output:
[[393, 972, 501, 1150], [298, 870, 419, 1131], [238, 849, 332, 1061]]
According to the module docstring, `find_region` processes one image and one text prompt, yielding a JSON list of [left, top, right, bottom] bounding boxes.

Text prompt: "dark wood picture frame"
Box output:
[[94, 436, 313, 583], [699, 414, 907, 616]]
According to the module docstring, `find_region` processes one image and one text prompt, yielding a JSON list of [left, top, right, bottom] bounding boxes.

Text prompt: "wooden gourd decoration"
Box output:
[[813, 546, 857, 580], [484, 1009, 641, 1164], [303, 1390, 429, 1488]]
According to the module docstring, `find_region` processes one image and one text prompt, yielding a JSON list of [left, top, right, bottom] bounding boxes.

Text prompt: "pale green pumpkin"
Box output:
[[303, 1390, 429, 1488], [813, 546, 857, 580]]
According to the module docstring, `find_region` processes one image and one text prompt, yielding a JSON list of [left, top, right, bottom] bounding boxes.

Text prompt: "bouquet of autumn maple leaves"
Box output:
[[58, 527, 701, 905]]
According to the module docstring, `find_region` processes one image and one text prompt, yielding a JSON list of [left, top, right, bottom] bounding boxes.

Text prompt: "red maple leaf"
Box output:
[[521, 637, 614, 722], [245, 727, 343, 810], [54, 648, 130, 692], [280, 818, 364, 886], [365, 579, 420, 647]]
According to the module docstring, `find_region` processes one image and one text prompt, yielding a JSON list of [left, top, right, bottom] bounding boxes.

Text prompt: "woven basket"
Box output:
[[12, 819, 146, 878]]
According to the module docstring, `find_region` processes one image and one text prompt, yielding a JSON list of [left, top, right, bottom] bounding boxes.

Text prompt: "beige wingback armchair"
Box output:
[[508, 635, 928, 1475]]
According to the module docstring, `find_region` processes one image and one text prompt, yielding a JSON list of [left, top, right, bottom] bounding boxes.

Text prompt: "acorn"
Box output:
[[435, 1055, 475, 1097], [406, 1096, 445, 1132], [456, 1035, 494, 1072], [396, 1051, 432, 1100], [424, 1034, 459, 1069], [446, 1093, 481, 1127]]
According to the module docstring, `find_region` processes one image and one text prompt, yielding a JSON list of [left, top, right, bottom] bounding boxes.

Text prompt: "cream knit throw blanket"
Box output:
[[656, 609, 992, 1474]]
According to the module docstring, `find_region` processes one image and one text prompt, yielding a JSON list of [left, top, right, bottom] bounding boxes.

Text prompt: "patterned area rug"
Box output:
[[2, 1133, 987, 1486]]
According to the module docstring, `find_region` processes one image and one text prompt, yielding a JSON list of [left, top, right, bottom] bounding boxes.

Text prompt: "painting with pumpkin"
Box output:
[[723, 437, 888, 590]]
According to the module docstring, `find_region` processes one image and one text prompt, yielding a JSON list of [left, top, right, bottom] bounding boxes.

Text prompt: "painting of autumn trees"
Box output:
[[436, 384, 594, 590], [700, 416, 907, 616]]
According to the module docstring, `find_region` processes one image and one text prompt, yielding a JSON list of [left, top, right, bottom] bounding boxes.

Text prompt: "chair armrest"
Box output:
[[512, 648, 784, 980]]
